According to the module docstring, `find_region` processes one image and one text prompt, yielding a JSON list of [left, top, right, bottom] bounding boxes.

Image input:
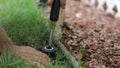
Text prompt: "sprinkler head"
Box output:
[[44, 45, 56, 53], [38, 45, 57, 57]]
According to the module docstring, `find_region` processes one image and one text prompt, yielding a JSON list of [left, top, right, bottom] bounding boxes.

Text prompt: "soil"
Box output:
[[61, 0, 120, 68], [0, 27, 51, 68]]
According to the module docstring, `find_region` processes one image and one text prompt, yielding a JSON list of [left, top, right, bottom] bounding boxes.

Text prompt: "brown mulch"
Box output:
[[61, 0, 120, 68]]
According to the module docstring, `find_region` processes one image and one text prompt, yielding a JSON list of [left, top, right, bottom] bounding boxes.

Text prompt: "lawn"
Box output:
[[0, 0, 49, 49], [0, 0, 72, 68]]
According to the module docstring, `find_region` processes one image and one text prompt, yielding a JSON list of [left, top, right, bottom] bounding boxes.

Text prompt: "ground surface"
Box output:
[[0, 27, 50, 68], [61, 0, 120, 68]]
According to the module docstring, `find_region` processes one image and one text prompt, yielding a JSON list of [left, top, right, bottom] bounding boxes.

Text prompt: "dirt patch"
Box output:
[[61, 0, 120, 68], [0, 27, 51, 68]]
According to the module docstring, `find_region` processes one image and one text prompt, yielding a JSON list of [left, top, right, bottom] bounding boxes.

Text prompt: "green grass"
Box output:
[[0, 0, 49, 49], [0, 49, 27, 68], [0, 0, 83, 67], [0, 49, 72, 68], [0, 48, 41, 68], [54, 51, 72, 68], [0, 0, 74, 68]]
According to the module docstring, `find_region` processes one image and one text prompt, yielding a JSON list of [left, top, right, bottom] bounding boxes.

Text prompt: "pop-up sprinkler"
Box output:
[[39, 0, 60, 57]]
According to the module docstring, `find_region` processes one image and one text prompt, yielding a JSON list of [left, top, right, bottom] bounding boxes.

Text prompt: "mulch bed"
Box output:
[[61, 0, 120, 68]]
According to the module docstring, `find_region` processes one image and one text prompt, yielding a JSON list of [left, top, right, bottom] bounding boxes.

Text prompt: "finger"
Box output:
[[60, 0, 66, 9], [48, 0, 54, 5]]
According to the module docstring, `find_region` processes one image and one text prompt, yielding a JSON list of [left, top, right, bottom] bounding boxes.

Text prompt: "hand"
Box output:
[[16, 46, 51, 67], [48, 0, 66, 9], [0, 27, 52, 68]]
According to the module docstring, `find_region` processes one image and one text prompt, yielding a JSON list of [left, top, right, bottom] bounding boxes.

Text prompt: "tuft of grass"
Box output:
[[0, 48, 46, 68], [0, 49, 27, 68], [53, 51, 72, 68], [78, 49, 82, 68], [0, 0, 49, 49]]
